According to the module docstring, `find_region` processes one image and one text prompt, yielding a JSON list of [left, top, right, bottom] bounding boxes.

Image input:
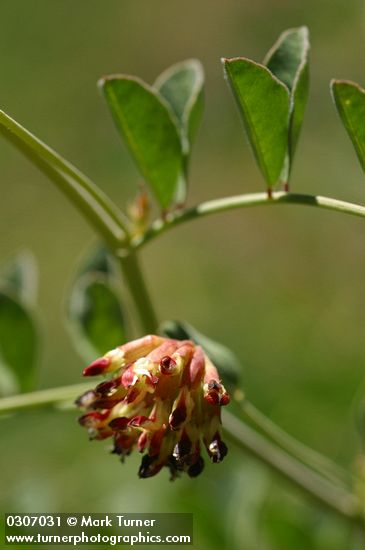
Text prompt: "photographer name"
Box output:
[[80, 515, 156, 528]]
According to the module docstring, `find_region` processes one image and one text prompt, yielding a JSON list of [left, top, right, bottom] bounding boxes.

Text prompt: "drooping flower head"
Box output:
[[76, 335, 230, 479]]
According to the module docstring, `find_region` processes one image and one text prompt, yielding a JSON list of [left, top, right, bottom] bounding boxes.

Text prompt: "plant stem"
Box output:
[[0, 383, 90, 415], [117, 250, 159, 334], [133, 192, 365, 249], [223, 410, 364, 526], [240, 399, 351, 488]]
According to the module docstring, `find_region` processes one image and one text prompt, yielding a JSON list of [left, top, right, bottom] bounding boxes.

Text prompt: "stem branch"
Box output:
[[0, 383, 90, 415], [239, 399, 351, 488], [133, 192, 365, 249], [117, 250, 159, 334]]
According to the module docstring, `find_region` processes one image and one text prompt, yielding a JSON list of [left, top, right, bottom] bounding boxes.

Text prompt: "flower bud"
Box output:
[[76, 335, 230, 479]]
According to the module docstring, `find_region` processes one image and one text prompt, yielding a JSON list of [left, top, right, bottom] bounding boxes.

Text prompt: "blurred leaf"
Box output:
[[68, 274, 126, 360], [223, 57, 290, 187], [0, 110, 125, 247], [99, 75, 185, 209], [155, 59, 204, 152], [0, 291, 38, 395], [264, 26, 310, 171], [331, 80, 365, 172], [159, 320, 242, 391], [0, 250, 38, 306]]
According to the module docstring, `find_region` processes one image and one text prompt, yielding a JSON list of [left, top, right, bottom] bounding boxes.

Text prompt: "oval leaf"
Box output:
[[223, 57, 290, 187], [0, 291, 38, 395], [331, 80, 365, 172], [264, 27, 310, 166], [154, 59, 204, 152], [159, 320, 242, 392], [99, 75, 185, 209], [68, 274, 126, 361]]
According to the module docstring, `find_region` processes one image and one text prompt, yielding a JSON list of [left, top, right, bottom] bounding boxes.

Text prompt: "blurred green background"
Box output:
[[2, 0, 365, 548]]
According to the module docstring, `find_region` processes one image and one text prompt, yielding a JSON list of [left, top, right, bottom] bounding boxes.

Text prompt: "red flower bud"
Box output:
[[76, 335, 230, 479], [83, 357, 110, 377]]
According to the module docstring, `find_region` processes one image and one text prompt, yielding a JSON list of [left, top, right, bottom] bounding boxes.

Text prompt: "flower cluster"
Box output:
[[76, 335, 230, 479]]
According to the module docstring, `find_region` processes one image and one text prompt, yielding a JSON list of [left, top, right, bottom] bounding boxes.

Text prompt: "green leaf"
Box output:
[[154, 59, 204, 152], [223, 57, 290, 187], [99, 75, 185, 209], [264, 26, 310, 167], [68, 274, 126, 360], [331, 80, 365, 172], [223, 27, 310, 187], [67, 242, 127, 361], [0, 291, 38, 395], [0, 250, 38, 306], [159, 320, 242, 392], [0, 110, 126, 247], [264, 27, 309, 93]]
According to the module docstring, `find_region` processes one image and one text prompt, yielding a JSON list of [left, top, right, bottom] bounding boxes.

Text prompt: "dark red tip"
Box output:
[[204, 380, 230, 406], [220, 393, 230, 406], [109, 417, 129, 430], [204, 392, 220, 405], [125, 387, 139, 404], [96, 378, 121, 395], [159, 355, 177, 375], [208, 432, 228, 463], [188, 456, 205, 477], [113, 433, 135, 456], [138, 454, 162, 478], [173, 430, 192, 463], [78, 410, 109, 427], [169, 406, 187, 430], [92, 398, 120, 410], [83, 357, 110, 376]]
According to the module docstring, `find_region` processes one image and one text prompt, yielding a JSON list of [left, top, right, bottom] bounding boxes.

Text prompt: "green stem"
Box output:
[[133, 192, 365, 249], [0, 383, 90, 415], [117, 250, 159, 334], [240, 399, 351, 489], [223, 410, 364, 526]]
